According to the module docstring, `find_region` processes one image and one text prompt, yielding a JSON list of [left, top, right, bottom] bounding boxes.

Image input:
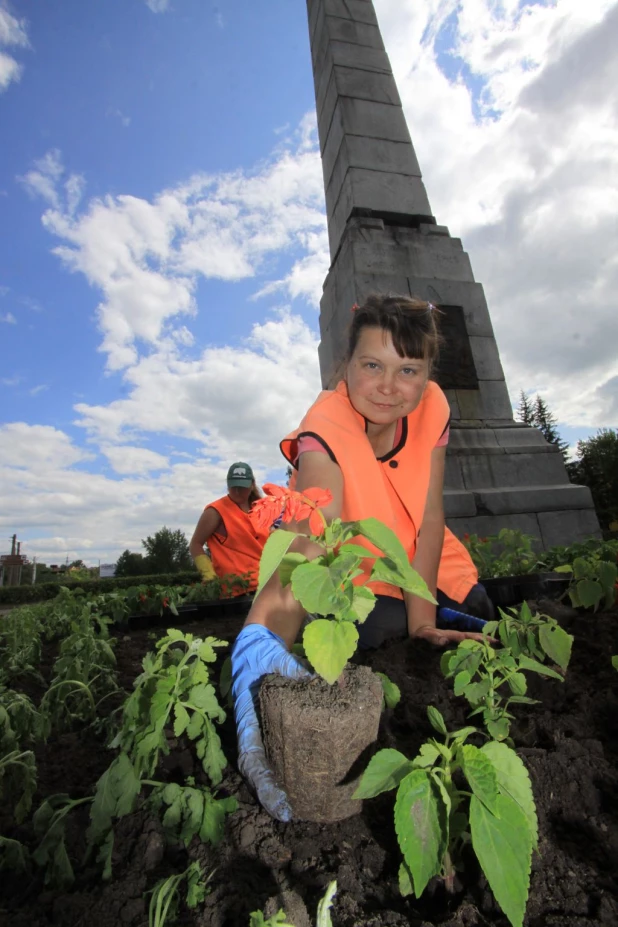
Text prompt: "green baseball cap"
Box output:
[[226, 461, 254, 487]]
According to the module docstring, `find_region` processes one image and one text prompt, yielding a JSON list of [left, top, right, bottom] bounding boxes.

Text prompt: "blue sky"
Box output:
[[1, 0, 616, 565]]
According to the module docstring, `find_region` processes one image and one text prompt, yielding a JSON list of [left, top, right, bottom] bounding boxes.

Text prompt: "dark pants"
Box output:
[[357, 586, 493, 650]]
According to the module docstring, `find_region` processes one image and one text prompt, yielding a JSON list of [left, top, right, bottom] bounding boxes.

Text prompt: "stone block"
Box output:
[[538, 507, 600, 547], [493, 426, 548, 448], [444, 455, 465, 489], [446, 513, 544, 546], [323, 132, 423, 203], [454, 390, 483, 420], [473, 484, 594, 516], [328, 169, 432, 256], [444, 389, 461, 420], [312, 14, 384, 71], [318, 64, 401, 131], [444, 489, 476, 518], [458, 451, 569, 490], [314, 43, 393, 123], [350, 233, 473, 281], [448, 428, 499, 449], [309, 0, 378, 40], [469, 337, 505, 381]]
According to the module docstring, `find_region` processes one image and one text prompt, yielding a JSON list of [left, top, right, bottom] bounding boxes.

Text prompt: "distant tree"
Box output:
[[141, 527, 192, 575], [516, 391, 535, 426], [69, 559, 86, 570], [532, 395, 570, 463], [115, 549, 147, 578], [569, 429, 618, 531]]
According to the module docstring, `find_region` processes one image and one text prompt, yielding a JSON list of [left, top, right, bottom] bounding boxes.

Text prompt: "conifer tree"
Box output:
[[516, 390, 535, 426], [532, 396, 570, 462]]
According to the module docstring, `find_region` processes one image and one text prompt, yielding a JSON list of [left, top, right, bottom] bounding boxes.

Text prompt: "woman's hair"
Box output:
[[346, 294, 442, 372], [248, 480, 262, 506]]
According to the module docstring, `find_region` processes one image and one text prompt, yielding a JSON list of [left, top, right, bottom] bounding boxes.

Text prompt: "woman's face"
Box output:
[[346, 326, 430, 425], [228, 485, 252, 506]]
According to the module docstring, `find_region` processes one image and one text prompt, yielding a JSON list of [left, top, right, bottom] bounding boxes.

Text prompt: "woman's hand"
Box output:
[[410, 625, 494, 648]]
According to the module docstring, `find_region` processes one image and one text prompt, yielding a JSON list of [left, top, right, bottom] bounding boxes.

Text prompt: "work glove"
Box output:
[[437, 606, 487, 634], [194, 553, 216, 583], [463, 582, 495, 622], [231, 624, 312, 822]]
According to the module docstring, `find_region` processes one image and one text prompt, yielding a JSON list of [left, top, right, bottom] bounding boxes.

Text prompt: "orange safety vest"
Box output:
[[438, 527, 478, 605], [281, 380, 450, 598], [206, 495, 269, 594]]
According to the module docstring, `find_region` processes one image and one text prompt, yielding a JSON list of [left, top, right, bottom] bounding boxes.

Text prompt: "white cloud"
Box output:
[[0, 423, 93, 469], [0, 5, 28, 93], [102, 445, 170, 475], [29, 384, 48, 396], [145, 0, 171, 12], [21, 122, 325, 371], [0, 311, 16, 323], [373, 0, 618, 430]]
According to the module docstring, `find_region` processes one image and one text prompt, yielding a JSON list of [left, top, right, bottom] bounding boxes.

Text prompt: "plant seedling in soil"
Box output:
[[354, 708, 537, 927], [554, 555, 618, 611], [111, 629, 228, 782], [441, 634, 566, 742], [483, 601, 573, 671], [461, 528, 539, 579], [249, 880, 337, 927], [147, 860, 210, 927], [0, 691, 39, 823], [252, 484, 434, 684], [0, 605, 44, 684], [40, 604, 119, 730], [32, 793, 93, 888]]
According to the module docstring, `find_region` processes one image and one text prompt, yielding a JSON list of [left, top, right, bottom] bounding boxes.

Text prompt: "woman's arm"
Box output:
[[244, 451, 344, 648], [189, 508, 222, 559], [404, 445, 446, 636]]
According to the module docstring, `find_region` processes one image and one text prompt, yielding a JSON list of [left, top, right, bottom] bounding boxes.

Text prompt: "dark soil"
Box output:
[[1, 601, 617, 927]]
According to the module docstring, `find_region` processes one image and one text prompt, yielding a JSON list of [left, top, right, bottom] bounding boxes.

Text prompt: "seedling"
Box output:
[[554, 556, 617, 611], [253, 484, 434, 684], [249, 881, 337, 927], [147, 860, 210, 927], [484, 601, 573, 671], [111, 629, 228, 782], [462, 528, 539, 579], [441, 635, 565, 742], [355, 708, 537, 927]]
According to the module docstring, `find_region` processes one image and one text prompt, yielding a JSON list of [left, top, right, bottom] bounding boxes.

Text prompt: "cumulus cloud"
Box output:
[[145, 0, 170, 12], [21, 123, 325, 371], [0, 4, 28, 93], [0, 311, 16, 323], [375, 0, 618, 430]]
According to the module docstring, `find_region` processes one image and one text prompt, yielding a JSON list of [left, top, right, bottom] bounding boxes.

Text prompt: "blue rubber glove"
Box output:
[[231, 624, 312, 822], [437, 606, 487, 634]]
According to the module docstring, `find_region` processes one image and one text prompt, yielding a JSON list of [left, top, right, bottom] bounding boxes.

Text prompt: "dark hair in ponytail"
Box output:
[[347, 294, 442, 372]]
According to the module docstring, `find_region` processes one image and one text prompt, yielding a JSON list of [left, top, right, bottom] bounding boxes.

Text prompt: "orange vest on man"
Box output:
[[206, 495, 269, 594], [281, 379, 452, 598]]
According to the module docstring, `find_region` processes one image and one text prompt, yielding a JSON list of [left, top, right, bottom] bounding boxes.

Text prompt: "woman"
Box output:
[[230, 296, 490, 820], [189, 462, 269, 595]]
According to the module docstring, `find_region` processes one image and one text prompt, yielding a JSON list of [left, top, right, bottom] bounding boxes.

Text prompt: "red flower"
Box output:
[[463, 533, 470, 541], [250, 483, 333, 537], [162, 597, 169, 608], [139, 593, 147, 602]]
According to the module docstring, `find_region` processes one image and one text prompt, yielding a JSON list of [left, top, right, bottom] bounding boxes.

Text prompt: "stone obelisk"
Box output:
[[306, 0, 599, 547]]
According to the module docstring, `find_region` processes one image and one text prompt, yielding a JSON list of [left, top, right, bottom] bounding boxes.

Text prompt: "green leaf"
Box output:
[[338, 543, 378, 558], [538, 624, 573, 671], [575, 578, 602, 610], [460, 745, 499, 815], [427, 705, 447, 735], [394, 770, 444, 897], [316, 880, 337, 927], [88, 754, 140, 846], [612, 655, 618, 671], [470, 792, 532, 927], [454, 670, 471, 696], [486, 717, 510, 741], [278, 552, 309, 587], [189, 683, 224, 718], [303, 619, 358, 684], [507, 673, 527, 696], [0, 836, 30, 874], [353, 748, 414, 799], [349, 586, 377, 624], [518, 655, 564, 681], [353, 517, 410, 571], [257, 529, 297, 595], [291, 562, 346, 615], [174, 703, 190, 737], [369, 557, 436, 602], [553, 564, 572, 573], [398, 861, 413, 896], [199, 721, 227, 785], [481, 741, 538, 848], [199, 791, 236, 845], [412, 743, 441, 768], [376, 672, 401, 709]]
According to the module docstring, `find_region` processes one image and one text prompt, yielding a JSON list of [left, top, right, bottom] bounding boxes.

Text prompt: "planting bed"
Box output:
[[1, 601, 618, 927]]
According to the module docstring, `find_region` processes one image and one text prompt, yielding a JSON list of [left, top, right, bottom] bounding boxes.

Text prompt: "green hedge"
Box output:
[[0, 570, 201, 607]]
